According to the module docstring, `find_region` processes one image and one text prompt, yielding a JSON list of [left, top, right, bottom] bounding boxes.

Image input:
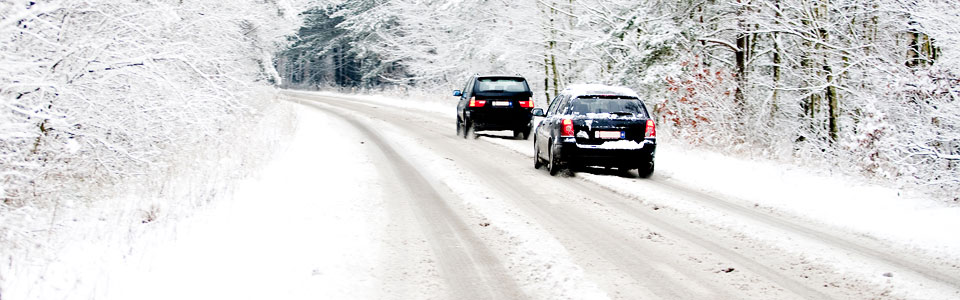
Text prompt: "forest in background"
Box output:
[[278, 0, 960, 199]]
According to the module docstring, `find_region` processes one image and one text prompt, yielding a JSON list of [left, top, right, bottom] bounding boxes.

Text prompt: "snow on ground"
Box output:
[[653, 147, 960, 253], [318, 90, 960, 263], [100, 106, 387, 300], [12, 89, 957, 299], [326, 102, 610, 299], [484, 134, 960, 259], [309, 89, 455, 115], [1, 92, 298, 300]]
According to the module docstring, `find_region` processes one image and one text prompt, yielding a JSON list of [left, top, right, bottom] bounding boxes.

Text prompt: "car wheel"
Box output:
[[462, 119, 471, 139], [456, 118, 463, 137], [547, 144, 561, 176], [533, 139, 543, 169], [469, 123, 479, 139], [521, 126, 532, 140], [513, 130, 524, 140], [617, 165, 634, 176], [637, 160, 655, 178]]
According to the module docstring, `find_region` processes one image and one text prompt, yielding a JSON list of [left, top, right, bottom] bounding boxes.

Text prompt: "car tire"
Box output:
[[521, 126, 532, 140], [462, 119, 471, 139], [456, 118, 463, 137], [637, 160, 655, 178], [469, 124, 479, 139], [547, 143, 561, 176], [513, 130, 524, 140], [616, 165, 633, 176], [533, 139, 543, 169]]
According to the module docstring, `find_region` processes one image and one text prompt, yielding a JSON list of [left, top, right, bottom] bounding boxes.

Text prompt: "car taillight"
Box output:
[[519, 98, 534, 108], [561, 119, 574, 137], [468, 97, 486, 107], [645, 119, 656, 138]]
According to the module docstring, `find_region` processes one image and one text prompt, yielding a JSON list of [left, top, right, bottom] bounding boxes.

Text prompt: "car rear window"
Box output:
[[570, 96, 648, 117], [476, 78, 528, 93]]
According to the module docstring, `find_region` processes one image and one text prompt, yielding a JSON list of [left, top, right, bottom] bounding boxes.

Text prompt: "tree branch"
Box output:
[[698, 38, 740, 52]]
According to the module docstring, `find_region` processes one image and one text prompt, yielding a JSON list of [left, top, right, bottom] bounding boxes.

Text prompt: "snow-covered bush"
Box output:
[[1, 0, 309, 295]]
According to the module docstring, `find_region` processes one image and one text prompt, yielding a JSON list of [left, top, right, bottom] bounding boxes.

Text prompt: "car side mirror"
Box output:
[[532, 108, 545, 117], [453, 90, 462, 97]]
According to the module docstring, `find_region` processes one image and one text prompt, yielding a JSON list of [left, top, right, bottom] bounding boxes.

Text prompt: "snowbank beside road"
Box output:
[[652, 146, 960, 255], [485, 128, 960, 261], [1, 93, 297, 300]]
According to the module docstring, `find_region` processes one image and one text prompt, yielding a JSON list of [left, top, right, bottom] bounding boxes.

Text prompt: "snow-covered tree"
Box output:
[[279, 0, 959, 197]]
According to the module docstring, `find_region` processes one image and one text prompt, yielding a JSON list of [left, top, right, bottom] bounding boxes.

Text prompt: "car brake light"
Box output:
[[645, 119, 656, 138], [468, 97, 486, 107], [561, 119, 574, 137], [519, 98, 534, 108]]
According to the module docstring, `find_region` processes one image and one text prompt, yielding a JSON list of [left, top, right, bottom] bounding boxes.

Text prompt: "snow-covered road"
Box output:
[[268, 91, 960, 299], [78, 90, 960, 300]]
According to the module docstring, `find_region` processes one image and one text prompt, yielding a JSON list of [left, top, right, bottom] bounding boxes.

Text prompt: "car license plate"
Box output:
[[596, 131, 623, 139], [491, 101, 511, 107]]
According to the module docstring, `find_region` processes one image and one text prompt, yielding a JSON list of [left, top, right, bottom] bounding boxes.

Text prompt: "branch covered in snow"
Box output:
[[0, 0, 311, 205]]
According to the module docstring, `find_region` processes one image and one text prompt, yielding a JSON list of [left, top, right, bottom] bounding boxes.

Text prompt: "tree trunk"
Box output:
[[771, 0, 781, 119], [544, 54, 551, 103], [551, 51, 559, 98], [826, 65, 839, 143], [735, 34, 747, 111], [734, 0, 749, 114]]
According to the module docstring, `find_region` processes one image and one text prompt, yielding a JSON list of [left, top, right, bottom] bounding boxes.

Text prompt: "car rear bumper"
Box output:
[[555, 138, 656, 168], [468, 110, 532, 131]]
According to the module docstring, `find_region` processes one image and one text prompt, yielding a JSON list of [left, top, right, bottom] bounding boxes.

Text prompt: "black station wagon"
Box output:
[[533, 84, 657, 177]]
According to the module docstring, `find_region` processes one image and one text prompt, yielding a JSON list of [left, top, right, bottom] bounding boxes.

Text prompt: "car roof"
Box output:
[[476, 74, 526, 79], [562, 84, 639, 99]]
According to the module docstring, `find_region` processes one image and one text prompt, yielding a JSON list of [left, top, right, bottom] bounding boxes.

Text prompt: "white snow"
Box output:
[[315, 90, 960, 260], [8, 90, 959, 299], [342, 108, 610, 299], [100, 105, 387, 300], [561, 84, 641, 98], [318, 90, 960, 299], [652, 147, 960, 254], [1, 102, 386, 300]]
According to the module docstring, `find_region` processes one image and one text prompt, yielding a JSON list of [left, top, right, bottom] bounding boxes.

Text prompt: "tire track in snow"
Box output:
[[475, 115, 960, 296], [293, 93, 834, 299], [296, 100, 526, 299], [648, 178, 960, 289], [363, 86, 960, 296], [438, 140, 831, 300]]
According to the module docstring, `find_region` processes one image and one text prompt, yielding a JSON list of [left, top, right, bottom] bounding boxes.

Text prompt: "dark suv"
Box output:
[[533, 84, 657, 177], [454, 75, 535, 139]]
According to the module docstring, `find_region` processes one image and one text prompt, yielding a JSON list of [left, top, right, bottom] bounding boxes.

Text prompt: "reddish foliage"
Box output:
[[656, 57, 734, 144]]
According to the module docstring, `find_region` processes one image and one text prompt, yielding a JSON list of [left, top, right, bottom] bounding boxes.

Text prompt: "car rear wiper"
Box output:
[[610, 111, 634, 116]]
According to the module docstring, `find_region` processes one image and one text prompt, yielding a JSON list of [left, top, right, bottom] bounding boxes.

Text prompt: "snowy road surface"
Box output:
[[261, 91, 960, 299], [101, 90, 960, 300]]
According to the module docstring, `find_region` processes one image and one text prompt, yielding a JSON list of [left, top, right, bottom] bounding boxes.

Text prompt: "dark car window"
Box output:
[[568, 97, 648, 117], [546, 95, 562, 116], [557, 96, 571, 115], [465, 78, 475, 97], [476, 78, 528, 93]]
